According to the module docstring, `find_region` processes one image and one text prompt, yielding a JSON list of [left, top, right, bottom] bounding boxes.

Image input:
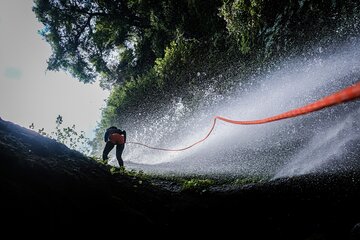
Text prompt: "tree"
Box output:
[[33, 0, 138, 87], [33, 0, 225, 88]]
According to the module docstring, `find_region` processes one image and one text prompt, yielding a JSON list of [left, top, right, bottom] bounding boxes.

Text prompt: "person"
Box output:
[[102, 126, 126, 167]]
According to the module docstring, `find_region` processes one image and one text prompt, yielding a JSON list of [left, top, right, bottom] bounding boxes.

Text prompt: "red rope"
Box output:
[[127, 81, 360, 151]]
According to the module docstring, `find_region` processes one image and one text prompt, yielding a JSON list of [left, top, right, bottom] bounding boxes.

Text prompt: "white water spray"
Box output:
[[122, 39, 360, 178]]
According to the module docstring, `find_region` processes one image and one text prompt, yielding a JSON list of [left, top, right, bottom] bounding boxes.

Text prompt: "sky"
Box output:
[[0, 0, 110, 139]]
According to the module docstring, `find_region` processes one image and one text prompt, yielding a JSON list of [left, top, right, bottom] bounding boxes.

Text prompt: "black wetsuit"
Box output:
[[102, 127, 126, 167]]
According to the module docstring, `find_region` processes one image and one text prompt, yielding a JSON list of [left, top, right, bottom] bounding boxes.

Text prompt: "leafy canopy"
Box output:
[[33, 0, 225, 88]]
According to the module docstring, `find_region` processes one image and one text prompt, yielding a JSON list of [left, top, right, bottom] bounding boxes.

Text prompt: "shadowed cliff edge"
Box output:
[[0, 117, 359, 239]]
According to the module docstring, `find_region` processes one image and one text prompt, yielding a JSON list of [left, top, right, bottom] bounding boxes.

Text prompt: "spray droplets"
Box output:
[[126, 40, 360, 178]]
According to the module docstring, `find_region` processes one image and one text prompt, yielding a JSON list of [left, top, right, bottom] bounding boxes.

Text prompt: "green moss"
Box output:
[[109, 166, 150, 181], [90, 156, 107, 165], [181, 178, 214, 192], [90, 157, 268, 191]]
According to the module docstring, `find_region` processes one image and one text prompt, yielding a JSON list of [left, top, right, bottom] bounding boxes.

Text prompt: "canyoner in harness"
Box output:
[[102, 126, 127, 167]]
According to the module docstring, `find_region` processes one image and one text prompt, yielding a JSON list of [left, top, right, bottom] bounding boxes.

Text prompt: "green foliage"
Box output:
[[51, 117, 90, 153], [108, 166, 150, 185], [90, 155, 107, 165], [88, 155, 150, 180], [34, 0, 360, 88], [220, 0, 265, 53], [220, 0, 360, 57], [109, 166, 123, 175], [33, 0, 225, 87], [181, 178, 214, 191], [233, 176, 265, 185], [29, 115, 90, 154], [154, 36, 198, 86]]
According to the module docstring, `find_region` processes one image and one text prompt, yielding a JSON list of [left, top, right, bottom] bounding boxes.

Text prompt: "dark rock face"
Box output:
[[0, 118, 158, 235], [350, 223, 360, 240], [1, 118, 359, 239]]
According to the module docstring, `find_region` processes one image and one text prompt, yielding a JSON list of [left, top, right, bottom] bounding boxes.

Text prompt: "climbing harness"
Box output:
[[109, 133, 125, 145]]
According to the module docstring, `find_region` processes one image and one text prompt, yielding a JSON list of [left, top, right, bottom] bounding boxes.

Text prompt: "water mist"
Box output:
[[112, 39, 360, 179]]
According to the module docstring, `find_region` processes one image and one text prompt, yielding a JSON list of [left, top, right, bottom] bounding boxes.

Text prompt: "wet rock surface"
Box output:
[[1, 118, 359, 239]]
